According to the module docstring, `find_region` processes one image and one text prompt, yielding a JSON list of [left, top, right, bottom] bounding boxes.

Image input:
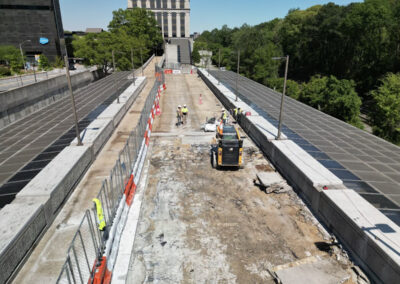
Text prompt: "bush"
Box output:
[[53, 56, 64, 68], [38, 54, 51, 70], [265, 77, 301, 100], [299, 75, 363, 127], [369, 73, 400, 144], [0, 45, 23, 72], [0, 66, 11, 77]]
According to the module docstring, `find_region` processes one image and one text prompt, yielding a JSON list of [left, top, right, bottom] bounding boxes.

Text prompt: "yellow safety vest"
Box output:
[[93, 198, 106, 231], [234, 109, 238, 116], [223, 112, 227, 119], [182, 107, 188, 114]]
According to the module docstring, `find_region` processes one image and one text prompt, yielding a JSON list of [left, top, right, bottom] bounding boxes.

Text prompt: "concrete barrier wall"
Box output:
[[0, 77, 147, 284], [319, 190, 400, 283], [198, 68, 400, 283], [0, 69, 104, 129]]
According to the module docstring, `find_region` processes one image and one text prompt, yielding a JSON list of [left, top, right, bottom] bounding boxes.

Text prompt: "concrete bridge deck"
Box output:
[[210, 70, 400, 226], [13, 71, 360, 284], [118, 73, 356, 283]]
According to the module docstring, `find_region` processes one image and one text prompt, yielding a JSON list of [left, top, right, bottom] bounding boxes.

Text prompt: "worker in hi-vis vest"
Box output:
[[182, 104, 189, 124], [93, 198, 106, 231], [221, 109, 227, 124]]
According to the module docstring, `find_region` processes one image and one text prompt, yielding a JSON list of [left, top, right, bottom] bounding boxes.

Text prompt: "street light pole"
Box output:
[[112, 50, 120, 104], [235, 50, 241, 102], [19, 40, 31, 72], [131, 48, 135, 85], [219, 49, 221, 69], [64, 55, 82, 146], [140, 48, 144, 76], [273, 55, 290, 140]]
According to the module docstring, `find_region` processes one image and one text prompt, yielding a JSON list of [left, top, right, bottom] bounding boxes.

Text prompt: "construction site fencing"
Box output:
[[56, 65, 165, 284]]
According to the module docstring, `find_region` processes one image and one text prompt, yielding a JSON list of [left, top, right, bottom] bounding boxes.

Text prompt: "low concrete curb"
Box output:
[[199, 68, 400, 283], [0, 76, 147, 284]]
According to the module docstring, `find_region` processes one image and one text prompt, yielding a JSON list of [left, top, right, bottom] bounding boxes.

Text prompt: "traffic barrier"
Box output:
[[56, 66, 165, 284]]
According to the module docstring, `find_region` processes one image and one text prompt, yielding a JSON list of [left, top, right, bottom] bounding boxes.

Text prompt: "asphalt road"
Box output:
[[0, 67, 91, 92], [0, 71, 132, 207], [211, 70, 400, 226]]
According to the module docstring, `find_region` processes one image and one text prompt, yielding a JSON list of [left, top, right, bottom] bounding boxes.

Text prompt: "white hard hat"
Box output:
[[221, 108, 225, 111], [184, 104, 187, 107], [178, 105, 181, 108]]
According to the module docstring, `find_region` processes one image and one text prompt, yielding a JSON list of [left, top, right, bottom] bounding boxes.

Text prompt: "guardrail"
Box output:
[[56, 65, 165, 284]]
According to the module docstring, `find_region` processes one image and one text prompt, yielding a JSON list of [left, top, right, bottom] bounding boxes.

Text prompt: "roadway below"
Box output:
[[0, 67, 92, 92], [210, 70, 400, 226], [0, 71, 132, 208]]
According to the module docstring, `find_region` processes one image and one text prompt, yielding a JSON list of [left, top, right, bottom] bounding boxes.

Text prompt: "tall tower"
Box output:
[[0, 0, 65, 62], [128, 0, 190, 39]]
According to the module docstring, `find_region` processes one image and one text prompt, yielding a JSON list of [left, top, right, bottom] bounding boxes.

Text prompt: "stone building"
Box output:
[[128, 0, 190, 38], [0, 0, 65, 62]]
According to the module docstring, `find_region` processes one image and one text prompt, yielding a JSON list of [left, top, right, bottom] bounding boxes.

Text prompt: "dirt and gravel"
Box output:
[[127, 74, 366, 283]]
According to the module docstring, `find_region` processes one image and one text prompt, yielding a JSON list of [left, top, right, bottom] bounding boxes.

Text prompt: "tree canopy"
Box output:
[[73, 8, 163, 73], [0, 45, 23, 73], [370, 73, 400, 144], [195, 0, 400, 142]]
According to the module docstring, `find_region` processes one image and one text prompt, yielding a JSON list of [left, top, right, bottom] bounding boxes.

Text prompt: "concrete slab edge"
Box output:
[[198, 68, 400, 283]]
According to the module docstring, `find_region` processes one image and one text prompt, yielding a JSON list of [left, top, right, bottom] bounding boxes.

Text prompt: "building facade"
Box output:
[[128, 0, 190, 39], [0, 0, 65, 62]]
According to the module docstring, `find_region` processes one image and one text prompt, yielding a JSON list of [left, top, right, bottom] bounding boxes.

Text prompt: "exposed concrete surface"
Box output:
[[126, 74, 358, 283], [274, 256, 350, 284], [12, 57, 160, 284]]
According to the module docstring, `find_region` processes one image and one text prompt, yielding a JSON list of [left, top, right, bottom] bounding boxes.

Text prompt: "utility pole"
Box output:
[[19, 40, 31, 72], [131, 48, 135, 85], [64, 55, 82, 146], [140, 48, 144, 76], [277, 55, 289, 140], [112, 50, 120, 104], [272, 55, 290, 140], [218, 48, 221, 70], [235, 50, 240, 102]]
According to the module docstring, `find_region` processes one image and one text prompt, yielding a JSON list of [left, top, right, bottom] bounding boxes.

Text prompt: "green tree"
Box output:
[[0, 45, 23, 73], [266, 78, 301, 100], [73, 8, 163, 73], [192, 41, 208, 64], [73, 32, 113, 73], [300, 76, 363, 127], [53, 56, 64, 68], [369, 73, 400, 144], [38, 54, 51, 71]]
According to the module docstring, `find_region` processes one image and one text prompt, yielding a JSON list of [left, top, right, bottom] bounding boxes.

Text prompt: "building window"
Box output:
[[157, 12, 162, 27], [162, 0, 168, 9], [172, 12, 177, 37], [181, 12, 185, 37], [156, 0, 162, 9], [180, 0, 185, 9], [163, 12, 168, 37]]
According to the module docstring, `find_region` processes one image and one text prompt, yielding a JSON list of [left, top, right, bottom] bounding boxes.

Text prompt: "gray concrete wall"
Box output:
[[0, 69, 105, 129]]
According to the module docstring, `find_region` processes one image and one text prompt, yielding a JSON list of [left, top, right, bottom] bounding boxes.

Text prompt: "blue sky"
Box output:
[[60, 0, 362, 33]]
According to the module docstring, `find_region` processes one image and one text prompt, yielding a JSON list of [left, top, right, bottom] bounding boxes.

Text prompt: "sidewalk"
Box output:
[[13, 57, 159, 283]]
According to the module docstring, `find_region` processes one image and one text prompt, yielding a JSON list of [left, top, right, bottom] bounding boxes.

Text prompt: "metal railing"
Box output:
[[56, 65, 164, 283]]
